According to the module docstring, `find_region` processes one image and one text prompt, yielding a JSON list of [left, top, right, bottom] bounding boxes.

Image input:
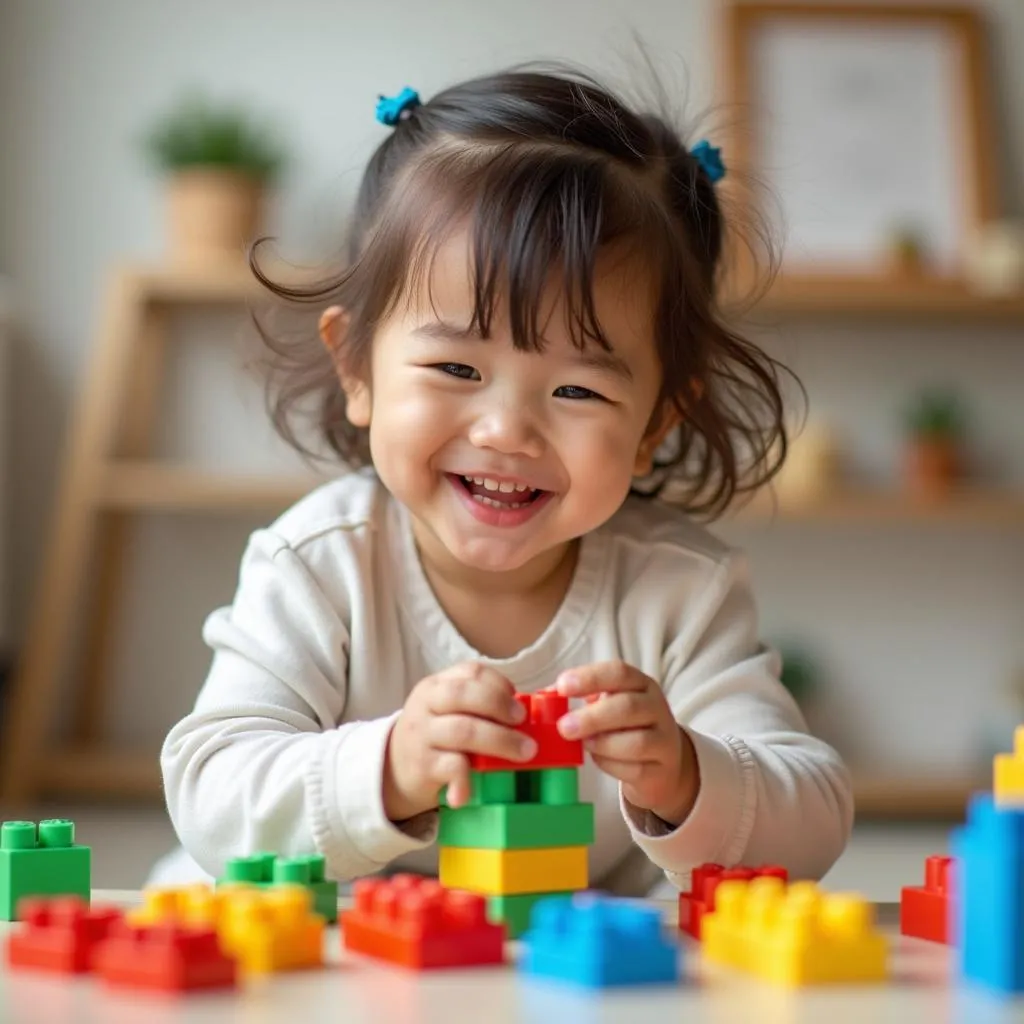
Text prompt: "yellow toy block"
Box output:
[[994, 725, 1024, 807], [126, 882, 255, 928], [438, 844, 587, 895], [219, 885, 324, 974], [703, 877, 887, 986]]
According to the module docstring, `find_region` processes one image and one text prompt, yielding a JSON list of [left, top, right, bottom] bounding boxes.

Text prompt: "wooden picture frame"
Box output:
[[719, 3, 999, 289]]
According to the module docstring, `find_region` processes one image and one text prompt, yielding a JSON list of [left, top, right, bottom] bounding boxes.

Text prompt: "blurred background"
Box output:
[[0, 0, 1022, 896]]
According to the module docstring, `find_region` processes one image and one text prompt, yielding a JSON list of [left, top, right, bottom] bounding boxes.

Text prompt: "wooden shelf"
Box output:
[[728, 487, 1024, 526], [731, 274, 1024, 321], [37, 747, 163, 799], [97, 461, 325, 512], [853, 774, 983, 820], [119, 260, 319, 306]]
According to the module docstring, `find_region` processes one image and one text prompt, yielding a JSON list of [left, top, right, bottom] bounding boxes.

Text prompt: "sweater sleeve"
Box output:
[[620, 552, 853, 887], [160, 528, 436, 882]]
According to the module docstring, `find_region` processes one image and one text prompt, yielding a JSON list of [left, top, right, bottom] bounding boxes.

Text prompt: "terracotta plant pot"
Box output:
[[166, 168, 265, 265], [906, 437, 960, 495]]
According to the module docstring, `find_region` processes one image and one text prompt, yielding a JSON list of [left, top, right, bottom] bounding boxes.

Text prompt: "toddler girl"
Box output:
[[154, 67, 852, 893]]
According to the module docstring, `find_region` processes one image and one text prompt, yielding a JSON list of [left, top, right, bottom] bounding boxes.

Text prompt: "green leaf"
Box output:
[[141, 91, 287, 182]]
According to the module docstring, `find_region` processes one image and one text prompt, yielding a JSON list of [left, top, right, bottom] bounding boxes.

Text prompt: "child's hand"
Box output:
[[555, 662, 699, 826], [383, 662, 535, 821]]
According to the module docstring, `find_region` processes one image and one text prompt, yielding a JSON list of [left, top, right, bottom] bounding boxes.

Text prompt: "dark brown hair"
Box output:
[[252, 65, 795, 518]]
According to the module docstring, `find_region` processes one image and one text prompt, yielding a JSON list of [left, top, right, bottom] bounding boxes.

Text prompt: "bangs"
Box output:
[[355, 141, 670, 354]]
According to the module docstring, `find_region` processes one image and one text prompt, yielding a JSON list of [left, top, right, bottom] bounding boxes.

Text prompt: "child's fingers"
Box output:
[[433, 751, 471, 808], [582, 726, 656, 762], [556, 691, 655, 739], [427, 665, 524, 725], [429, 714, 537, 763], [555, 661, 650, 698], [589, 753, 647, 785]]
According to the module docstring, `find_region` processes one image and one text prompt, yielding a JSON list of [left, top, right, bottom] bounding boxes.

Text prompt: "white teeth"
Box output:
[[474, 494, 528, 509], [466, 475, 534, 493]]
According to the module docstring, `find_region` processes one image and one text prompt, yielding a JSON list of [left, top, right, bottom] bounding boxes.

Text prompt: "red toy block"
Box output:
[[94, 920, 237, 993], [900, 854, 953, 944], [341, 874, 506, 969], [6, 896, 122, 974], [679, 862, 788, 940], [469, 692, 582, 772]]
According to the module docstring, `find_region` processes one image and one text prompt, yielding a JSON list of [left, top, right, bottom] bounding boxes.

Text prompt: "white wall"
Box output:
[[0, 0, 1023, 775]]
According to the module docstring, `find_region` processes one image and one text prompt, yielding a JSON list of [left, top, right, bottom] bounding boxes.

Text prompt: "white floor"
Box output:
[[0, 803, 953, 901]]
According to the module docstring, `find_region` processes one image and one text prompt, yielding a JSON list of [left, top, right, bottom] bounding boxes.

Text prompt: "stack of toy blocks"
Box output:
[[702, 875, 887, 986], [437, 691, 593, 937], [340, 873, 506, 969], [950, 724, 1024, 995], [520, 891, 679, 987], [678, 862, 788, 941], [0, 819, 90, 921], [219, 852, 339, 923]]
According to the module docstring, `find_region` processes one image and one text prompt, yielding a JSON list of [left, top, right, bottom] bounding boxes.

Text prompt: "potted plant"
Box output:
[[903, 388, 966, 495], [143, 93, 286, 265]]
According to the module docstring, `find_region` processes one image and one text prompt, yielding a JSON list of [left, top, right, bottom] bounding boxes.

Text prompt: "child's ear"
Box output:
[[634, 411, 679, 476], [319, 305, 371, 427]]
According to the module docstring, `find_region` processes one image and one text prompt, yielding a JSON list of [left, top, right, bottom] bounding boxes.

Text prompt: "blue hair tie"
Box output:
[[376, 87, 421, 127], [690, 140, 725, 184]]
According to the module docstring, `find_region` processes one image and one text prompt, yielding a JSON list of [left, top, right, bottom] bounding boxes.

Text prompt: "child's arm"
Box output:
[[160, 528, 431, 882], [625, 552, 853, 885]]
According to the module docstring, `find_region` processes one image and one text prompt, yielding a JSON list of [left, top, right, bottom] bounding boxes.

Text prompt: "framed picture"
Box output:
[[719, 3, 999, 280]]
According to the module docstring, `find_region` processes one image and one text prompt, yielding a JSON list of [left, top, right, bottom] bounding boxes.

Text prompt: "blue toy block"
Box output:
[[520, 892, 680, 988], [950, 793, 1024, 996]]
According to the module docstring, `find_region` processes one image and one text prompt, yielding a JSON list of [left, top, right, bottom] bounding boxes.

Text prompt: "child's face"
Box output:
[[338, 233, 672, 577]]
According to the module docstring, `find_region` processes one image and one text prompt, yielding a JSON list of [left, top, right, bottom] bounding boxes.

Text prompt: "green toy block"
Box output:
[[520, 767, 578, 805], [488, 891, 575, 938], [0, 819, 90, 921], [441, 770, 517, 808], [438, 801, 594, 850], [218, 852, 338, 923]]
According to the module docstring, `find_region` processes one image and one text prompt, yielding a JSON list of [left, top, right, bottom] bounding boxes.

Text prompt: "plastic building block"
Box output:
[[900, 855, 953, 944], [439, 845, 588, 896], [702, 877, 887, 986], [6, 896, 122, 974], [469, 693, 582, 772], [218, 885, 324, 974], [127, 882, 246, 929], [532, 767, 579, 805], [994, 725, 1024, 807], [439, 802, 594, 850], [950, 793, 1024, 995], [520, 892, 679, 987], [487, 891, 574, 939], [128, 882, 323, 974], [341, 874, 506, 969], [0, 820, 90, 921], [219, 852, 339, 923], [94, 920, 237, 993], [442, 767, 582, 808], [678, 862, 788, 941]]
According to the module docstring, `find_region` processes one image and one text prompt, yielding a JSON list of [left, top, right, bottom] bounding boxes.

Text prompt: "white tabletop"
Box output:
[[0, 892, 1020, 1023]]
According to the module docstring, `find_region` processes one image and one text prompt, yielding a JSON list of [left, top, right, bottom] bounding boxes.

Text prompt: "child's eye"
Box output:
[[433, 363, 481, 381], [554, 385, 605, 401]]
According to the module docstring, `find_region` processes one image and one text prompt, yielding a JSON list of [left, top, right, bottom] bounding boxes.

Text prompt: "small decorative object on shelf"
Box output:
[[887, 223, 928, 278], [142, 92, 287, 266], [772, 422, 842, 505], [965, 221, 1024, 296], [902, 388, 966, 497]]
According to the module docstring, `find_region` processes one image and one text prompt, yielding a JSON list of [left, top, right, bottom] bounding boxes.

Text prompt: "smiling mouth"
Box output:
[[455, 475, 546, 509]]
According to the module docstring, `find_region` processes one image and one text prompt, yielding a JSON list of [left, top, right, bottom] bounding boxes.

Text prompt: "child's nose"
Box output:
[[467, 403, 544, 458]]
